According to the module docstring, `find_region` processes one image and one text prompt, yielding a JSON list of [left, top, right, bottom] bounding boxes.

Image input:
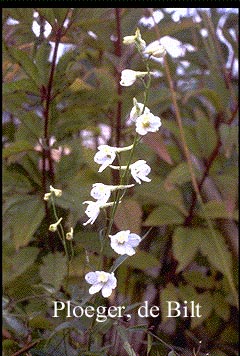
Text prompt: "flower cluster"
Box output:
[[44, 185, 62, 201], [84, 29, 163, 298]]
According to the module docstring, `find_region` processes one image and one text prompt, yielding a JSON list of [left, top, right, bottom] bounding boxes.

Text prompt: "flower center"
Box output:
[[142, 118, 150, 128], [117, 233, 128, 244], [98, 272, 108, 283]]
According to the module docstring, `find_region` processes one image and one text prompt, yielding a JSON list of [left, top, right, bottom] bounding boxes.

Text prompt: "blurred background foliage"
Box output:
[[2, 7, 238, 356]]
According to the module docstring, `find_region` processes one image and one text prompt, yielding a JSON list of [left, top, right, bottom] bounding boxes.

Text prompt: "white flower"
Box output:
[[130, 160, 151, 184], [94, 144, 134, 172], [109, 230, 141, 256], [91, 183, 134, 204], [120, 69, 149, 87], [94, 145, 117, 172], [123, 28, 146, 50], [135, 112, 162, 135], [91, 183, 111, 203], [83, 201, 115, 226], [134, 28, 146, 50], [129, 98, 150, 123], [144, 42, 166, 58], [120, 69, 138, 87], [82, 201, 101, 226], [85, 271, 117, 298], [123, 35, 136, 45]]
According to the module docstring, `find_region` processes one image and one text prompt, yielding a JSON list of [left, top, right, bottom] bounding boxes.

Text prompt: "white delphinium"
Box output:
[[123, 35, 136, 45], [135, 112, 162, 135], [82, 200, 115, 226], [94, 144, 133, 172], [143, 42, 166, 58], [109, 230, 141, 256], [123, 28, 146, 50], [85, 271, 117, 298], [120, 69, 149, 87], [94, 145, 117, 172], [91, 183, 134, 204], [109, 160, 151, 184], [129, 97, 150, 123], [130, 160, 151, 184], [91, 183, 112, 203]]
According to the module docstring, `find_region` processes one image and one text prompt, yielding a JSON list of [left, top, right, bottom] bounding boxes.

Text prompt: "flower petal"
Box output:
[[128, 233, 141, 247], [85, 272, 97, 285], [125, 245, 136, 256], [101, 285, 113, 298], [89, 283, 103, 295]]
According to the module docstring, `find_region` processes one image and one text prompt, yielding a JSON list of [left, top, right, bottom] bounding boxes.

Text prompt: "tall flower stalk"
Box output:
[[82, 28, 166, 293]]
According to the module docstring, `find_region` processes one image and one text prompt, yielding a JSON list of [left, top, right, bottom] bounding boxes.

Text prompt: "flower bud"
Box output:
[[50, 185, 62, 197], [44, 192, 51, 201], [135, 28, 146, 50], [49, 217, 63, 232], [66, 227, 73, 240]]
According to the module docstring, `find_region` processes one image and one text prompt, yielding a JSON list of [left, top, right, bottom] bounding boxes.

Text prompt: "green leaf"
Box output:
[[164, 162, 201, 190], [195, 109, 218, 158], [29, 315, 53, 330], [213, 292, 230, 321], [219, 123, 238, 158], [135, 176, 188, 215], [197, 200, 238, 221], [125, 251, 159, 270], [213, 173, 238, 202], [178, 285, 213, 328], [8, 247, 39, 281], [3, 168, 33, 193], [40, 253, 67, 290], [35, 42, 51, 86], [172, 227, 200, 272], [183, 271, 216, 289], [4, 43, 39, 85], [5, 196, 45, 249], [144, 204, 185, 226], [3, 140, 34, 158], [184, 88, 224, 112], [199, 229, 232, 276], [3, 78, 39, 94]]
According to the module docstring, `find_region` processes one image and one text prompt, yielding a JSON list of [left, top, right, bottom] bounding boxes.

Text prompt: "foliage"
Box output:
[[2, 7, 238, 356]]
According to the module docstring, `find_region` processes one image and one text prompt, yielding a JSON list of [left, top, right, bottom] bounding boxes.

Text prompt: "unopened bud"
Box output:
[[49, 217, 63, 232], [66, 227, 73, 240], [44, 192, 51, 201], [50, 185, 62, 197]]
